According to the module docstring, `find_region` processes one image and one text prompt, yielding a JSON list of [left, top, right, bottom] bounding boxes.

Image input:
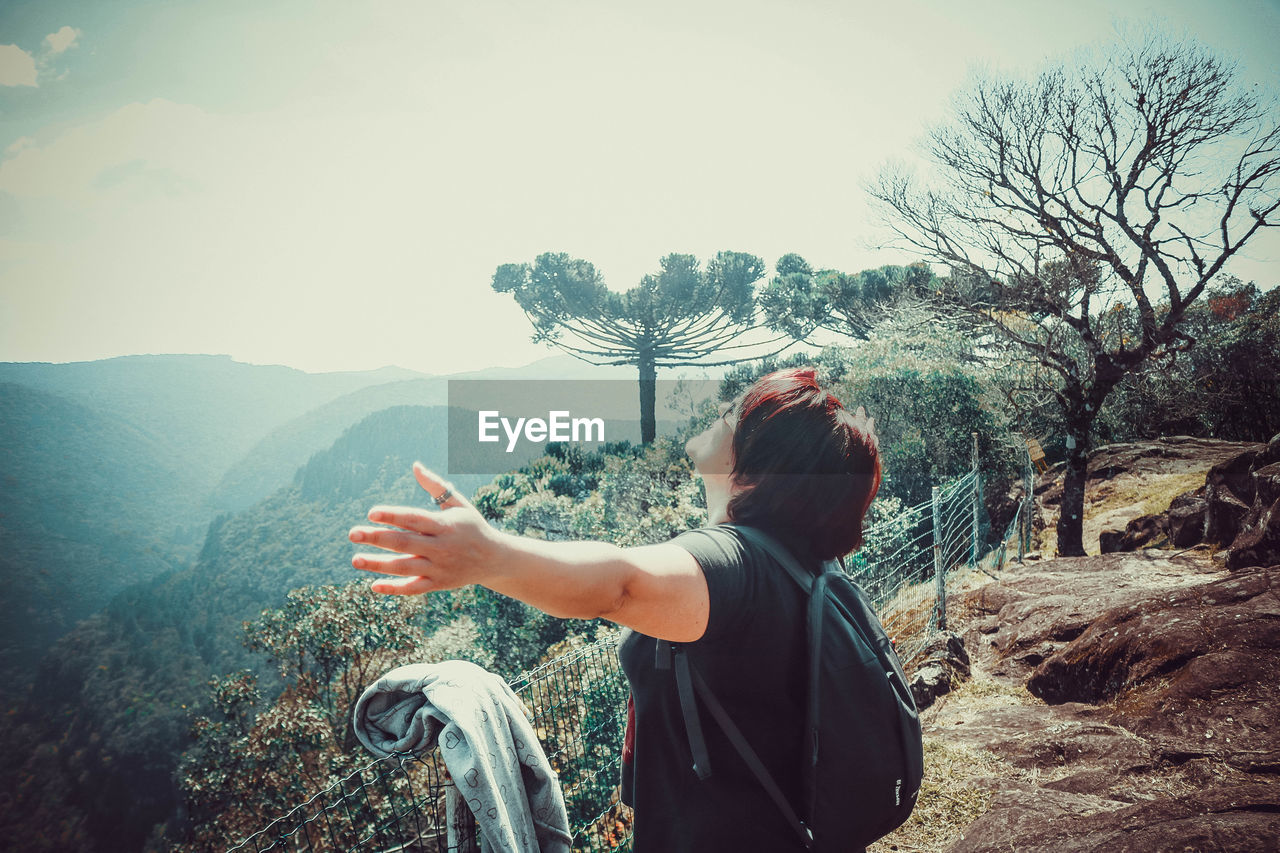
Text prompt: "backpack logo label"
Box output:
[[895, 779, 902, 806]]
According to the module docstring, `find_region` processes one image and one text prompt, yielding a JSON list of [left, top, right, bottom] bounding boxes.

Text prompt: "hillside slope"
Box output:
[[0, 383, 197, 695], [0, 405, 483, 853], [209, 378, 448, 512]]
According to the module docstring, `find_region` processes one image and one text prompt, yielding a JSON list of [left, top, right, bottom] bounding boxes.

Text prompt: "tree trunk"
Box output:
[[638, 352, 656, 444], [1054, 378, 1115, 557], [1055, 434, 1089, 557]]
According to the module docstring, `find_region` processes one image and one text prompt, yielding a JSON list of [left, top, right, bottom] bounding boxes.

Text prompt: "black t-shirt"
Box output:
[[618, 524, 818, 853]]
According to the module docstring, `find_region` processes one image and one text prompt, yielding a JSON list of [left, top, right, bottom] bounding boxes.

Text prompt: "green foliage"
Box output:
[[852, 369, 1006, 506], [993, 277, 1280, 453], [175, 583, 431, 851], [758, 257, 937, 340], [245, 585, 429, 744], [1096, 279, 1280, 443], [717, 350, 824, 401], [473, 442, 643, 525], [0, 404, 464, 852], [715, 328, 1015, 512], [478, 437, 704, 547], [494, 251, 765, 344]]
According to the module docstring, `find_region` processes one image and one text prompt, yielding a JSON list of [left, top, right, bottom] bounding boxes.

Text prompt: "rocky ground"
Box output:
[[874, 437, 1280, 853]]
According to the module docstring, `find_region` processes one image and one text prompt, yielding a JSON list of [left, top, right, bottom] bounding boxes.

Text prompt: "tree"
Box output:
[[757, 255, 938, 341], [175, 584, 432, 851], [868, 34, 1280, 556], [493, 252, 791, 443], [1097, 276, 1280, 443]]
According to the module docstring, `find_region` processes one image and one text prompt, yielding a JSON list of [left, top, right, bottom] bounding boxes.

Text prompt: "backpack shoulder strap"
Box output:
[[730, 525, 835, 826], [666, 523, 829, 850], [671, 643, 814, 849]]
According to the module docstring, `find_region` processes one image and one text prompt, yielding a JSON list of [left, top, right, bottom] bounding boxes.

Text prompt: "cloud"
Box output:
[[4, 137, 36, 157], [0, 45, 38, 87], [44, 26, 81, 56], [0, 99, 222, 201]]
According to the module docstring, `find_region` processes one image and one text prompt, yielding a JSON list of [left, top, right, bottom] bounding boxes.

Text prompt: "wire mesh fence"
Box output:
[[845, 449, 1031, 668], [230, 443, 1034, 852], [224, 749, 464, 853], [228, 636, 632, 853]]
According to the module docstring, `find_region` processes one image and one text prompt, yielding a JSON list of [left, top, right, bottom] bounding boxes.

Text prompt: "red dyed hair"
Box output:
[[725, 368, 882, 561]]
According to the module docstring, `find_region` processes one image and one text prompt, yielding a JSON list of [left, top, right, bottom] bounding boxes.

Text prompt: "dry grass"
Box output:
[[1090, 468, 1207, 521], [877, 561, 1003, 669], [945, 668, 1037, 712], [868, 739, 1007, 853], [869, 672, 1038, 852], [1034, 466, 1209, 557]]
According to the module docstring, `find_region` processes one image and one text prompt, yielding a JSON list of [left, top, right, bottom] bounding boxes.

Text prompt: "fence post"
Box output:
[[1016, 497, 1026, 564], [970, 432, 980, 572], [446, 782, 476, 851], [1023, 446, 1035, 555], [932, 484, 946, 632]]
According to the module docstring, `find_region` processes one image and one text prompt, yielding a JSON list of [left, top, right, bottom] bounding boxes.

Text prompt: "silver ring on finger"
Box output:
[[434, 488, 453, 507]]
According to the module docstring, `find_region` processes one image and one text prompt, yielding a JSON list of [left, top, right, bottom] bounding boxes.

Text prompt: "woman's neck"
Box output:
[[702, 475, 732, 525]]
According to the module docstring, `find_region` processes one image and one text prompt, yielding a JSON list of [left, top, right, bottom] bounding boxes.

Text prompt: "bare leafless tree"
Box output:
[[868, 34, 1280, 556]]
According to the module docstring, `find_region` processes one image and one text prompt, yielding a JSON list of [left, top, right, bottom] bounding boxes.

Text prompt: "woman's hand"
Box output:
[[350, 462, 710, 640], [349, 462, 502, 596]]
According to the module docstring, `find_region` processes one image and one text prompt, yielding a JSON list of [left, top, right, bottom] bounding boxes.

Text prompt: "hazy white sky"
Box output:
[[1, 0, 1277, 376]]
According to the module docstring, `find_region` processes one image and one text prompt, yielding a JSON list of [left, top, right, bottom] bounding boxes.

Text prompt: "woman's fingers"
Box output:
[[349, 525, 437, 556], [351, 552, 432, 576], [355, 463, 488, 598], [370, 575, 438, 596], [413, 462, 470, 510], [367, 504, 449, 533], [353, 545, 441, 596]]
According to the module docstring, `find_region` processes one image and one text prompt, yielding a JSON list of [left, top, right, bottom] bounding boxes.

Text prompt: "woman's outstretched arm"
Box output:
[[349, 462, 710, 643]]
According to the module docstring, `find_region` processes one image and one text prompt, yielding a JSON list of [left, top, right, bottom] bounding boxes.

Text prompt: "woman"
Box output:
[[349, 367, 881, 851]]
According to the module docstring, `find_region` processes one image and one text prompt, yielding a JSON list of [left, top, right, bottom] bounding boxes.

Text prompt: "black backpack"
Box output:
[[665, 524, 924, 851]]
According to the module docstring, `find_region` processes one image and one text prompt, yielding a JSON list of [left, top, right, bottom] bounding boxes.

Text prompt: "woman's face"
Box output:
[[685, 399, 736, 478]]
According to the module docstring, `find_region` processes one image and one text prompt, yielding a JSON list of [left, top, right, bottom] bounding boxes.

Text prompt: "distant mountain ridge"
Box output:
[[0, 354, 433, 498]]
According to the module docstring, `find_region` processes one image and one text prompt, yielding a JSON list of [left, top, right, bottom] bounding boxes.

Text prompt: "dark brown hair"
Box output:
[[726, 367, 882, 561]]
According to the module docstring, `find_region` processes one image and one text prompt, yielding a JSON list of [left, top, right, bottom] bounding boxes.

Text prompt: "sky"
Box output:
[[1, 0, 1277, 376]]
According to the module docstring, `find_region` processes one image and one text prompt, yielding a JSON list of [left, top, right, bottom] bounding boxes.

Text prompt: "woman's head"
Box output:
[[688, 367, 882, 561]]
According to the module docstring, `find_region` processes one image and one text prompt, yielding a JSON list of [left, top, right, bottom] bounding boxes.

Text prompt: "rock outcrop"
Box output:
[[1026, 564, 1280, 774], [936, 549, 1280, 851], [876, 438, 1280, 851], [909, 630, 970, 711], [951, 782, 1280, 852], [1036, 436, 1258, 555], [1098, 488, 1208, 553], [1097, 434, 1280, 571], [1214, 435, 1280, 571]]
